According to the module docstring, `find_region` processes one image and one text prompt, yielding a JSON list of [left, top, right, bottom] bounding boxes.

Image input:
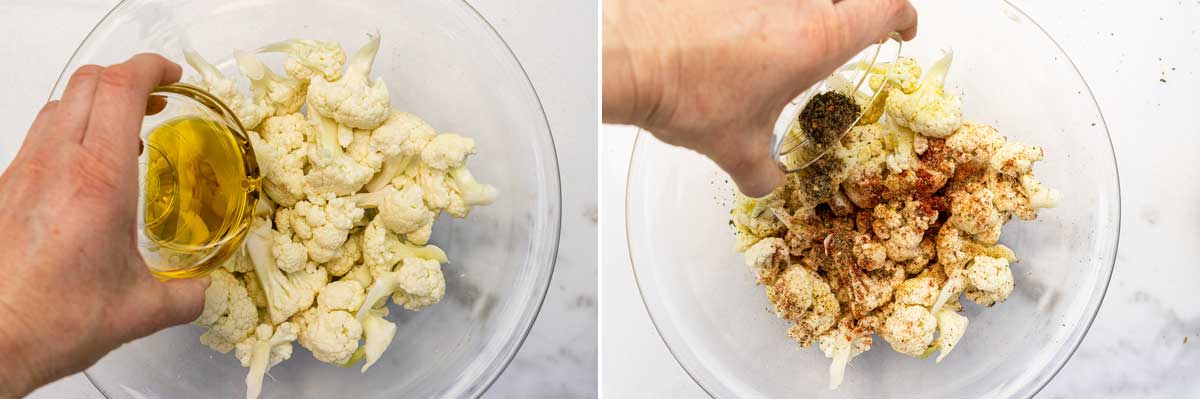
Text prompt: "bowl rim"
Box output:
[[56, 1, 563, 398], [624, 0, 1121, 396]]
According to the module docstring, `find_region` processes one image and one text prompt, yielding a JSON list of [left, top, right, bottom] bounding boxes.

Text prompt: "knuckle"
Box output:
[[70, 65, 103, 82], [98, 66, 138, 90]]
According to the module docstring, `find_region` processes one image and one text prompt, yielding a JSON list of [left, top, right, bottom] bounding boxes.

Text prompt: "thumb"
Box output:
[[709, 136, 786, 198], [152, 276, 210, 327], [834, 0, 919, 49]]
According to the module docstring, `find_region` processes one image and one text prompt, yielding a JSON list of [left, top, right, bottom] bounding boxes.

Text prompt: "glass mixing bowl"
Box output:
[[49, 1, 561, 397], [626, 1, 1119, 398]]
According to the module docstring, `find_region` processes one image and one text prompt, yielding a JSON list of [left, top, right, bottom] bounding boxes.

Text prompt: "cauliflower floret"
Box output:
[[236, 322, 298, 399], [444, 166, 498, 218], [837, 125, 889, 208], [241, 271, 268, 309], [852, 235, 888, 272], [363, 111, 438, 192], [246, 217, 330, 324], [1020, 174, 1061, 210], [355, 185, 435, 238], [322, 231, 362, 277], [872, 199, 937, 261], [868, 57, 922, 94], [196, 269, 258, 353], [878, 304, 937, 357], [270, 208, 309, 273], [945, 122, 1005, 166], [901, 237, 936, 275], [361, 217, 448, 274], [731, 194, 787, 251], [931, 308, 968, 362], [883, 120, 919, 173], [743, 237, 787, 285], [989, 174, 1038, 221], [307, 33, 390, 129], [358, 258, 446, 313], [346, 127, 383, 172], [358, 307, 397, 372], [947, 182, 1002, 236], [934, 225, 1018, 273], [341, 263, 375, 289], [317, 280, 366, 312], [249, 114, 310, 206], [963, 255, 1014, 306], [289, 193, 365, 263], [305, 112, 376, 196], [421, 134, 476, 171], [772, 266, 840, 347], [884, 50, 963, 138], [892, 275, 940, 307], [220, 246, 254, 273], [989, 141, 1044, 177], [183, 50, 270, 130], [294, 307, 361, 365], [817, 321, 874, 390], [257, 39, 346, 81], [235, 50, 306, 117]]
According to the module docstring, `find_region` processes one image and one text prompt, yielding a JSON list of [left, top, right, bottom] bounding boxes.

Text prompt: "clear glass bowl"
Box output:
[[50, 1, 561, 397], [625, 1, 1119, 398]]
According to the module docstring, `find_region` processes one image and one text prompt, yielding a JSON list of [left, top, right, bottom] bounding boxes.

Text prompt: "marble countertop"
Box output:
[[0, 1, 597, 398], [602, 0, 1200, 397]]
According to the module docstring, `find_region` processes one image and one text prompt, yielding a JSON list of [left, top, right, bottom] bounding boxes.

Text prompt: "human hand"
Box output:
[[0, 54, 209, 398], [603, 0, 917, 196]]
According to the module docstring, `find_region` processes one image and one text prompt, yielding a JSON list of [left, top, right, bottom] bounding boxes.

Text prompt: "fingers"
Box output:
[[81, 53, 182, 159], [834, 0, 919, 47], [708, 133, 786, 197], [50, 65, 105, 144], [145, 95, 168, 116]]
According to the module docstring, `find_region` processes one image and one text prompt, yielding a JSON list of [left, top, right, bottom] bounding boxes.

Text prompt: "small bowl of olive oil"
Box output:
[[138, 83, 260, 279]]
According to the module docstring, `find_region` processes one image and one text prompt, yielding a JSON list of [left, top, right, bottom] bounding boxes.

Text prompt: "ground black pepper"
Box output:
[[798, 91, 861, 146]]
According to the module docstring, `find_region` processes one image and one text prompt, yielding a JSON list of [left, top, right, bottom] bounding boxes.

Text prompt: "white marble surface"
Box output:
[[601, 0, 1200, 397], [0, 1, 597, 398]]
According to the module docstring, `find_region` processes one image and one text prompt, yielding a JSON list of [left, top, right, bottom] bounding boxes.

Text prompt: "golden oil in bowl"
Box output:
[[138, 83, 260, 279]]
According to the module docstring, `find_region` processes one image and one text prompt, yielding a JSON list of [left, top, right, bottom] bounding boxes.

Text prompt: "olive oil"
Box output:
[[143, 116, 258, 278]]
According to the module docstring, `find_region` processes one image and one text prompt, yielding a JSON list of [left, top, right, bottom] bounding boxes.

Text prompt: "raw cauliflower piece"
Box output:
[[289, 193, 365, 263], [359, 258, 446, 313], [444, 166, 498, 218], [837, 125, 890, 208], [323, 231, 363, 277], [1020, 174, 1061, 210], [236, 322, 298, 399], [220, 246, 253, 273], [196, 269, 258, 353], [271, 208, 309, 273], [246, 217, 330, 323], [305, 112, 376, 196], [772, 266, 841, 347], [183, 50, 270, 130], [818, 322, 873, 390], [743, 237, 787, 285], [317, 280, 366, 312], [342, 264, 375, 289], [892, 275, 940, 307], [346, 127, 384, 172], [241, 271, 268, 309], [307, 33, 390, 129], [361, 217, 448, 274], [883, 120, 919, 173], [731, 194, 787, 251], [931, 308, 968, 363], [421, 134, 476, 171], [257, 39, 346, 81], [235, 50, 306, 117], [872, 199, 938, 261], [884, 50, 963, 138], [989, 141, 1044, 177], [963, 255, 1015, 306], [364, 111, 438, 192], [249, 114, 310, 206], [945, 122, 1005, 166], [878, 304, 937, 357], [294, 307, 361, 365], [355, 185, 435, 239], [868, 57, 922, 94], [358, 307, 397, 372]]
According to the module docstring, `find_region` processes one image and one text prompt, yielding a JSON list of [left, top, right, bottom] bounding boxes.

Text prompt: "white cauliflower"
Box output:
[[421, 134, 476, 171], [358, 307, 396, 372], [316, 280, 366, 312], [884, 50, 963, 138], [241, 271, 268, 309], [294, 307, 361, 365], [346, 127, 383, 172], [246, 218, 330, 324], [989, 141, 1044, 177], [257, 39, 346, 81], [364, 111, 438, 192], [183, 50, 270, 130], [818, 322, 873, 390], [236, 322, 298, 399], [361, 217, 448, 274], [878, 305, 937, 357], [868, 57, 922, 94], [307, 33, 390, 129], [235, 50, 306, 117], [1020, 174, 1061, 210], [359, 258, 446, 313], [931, 308, 968, 363], [444, 166, 498, 218], [323, 231, 362, 277], [963, 255, 1015, 306], [341, 263, 375, 291], [883, 120, 919, 173], [289, 193, 365, 263], [743, 237, 787, 284], [196, 269, 258, 353], [271, 208, 309, 273], [355, 185, 435, 240], [220, 246, 254, 273], [249, 114, 310, 206], [305, 112, 376, 196]]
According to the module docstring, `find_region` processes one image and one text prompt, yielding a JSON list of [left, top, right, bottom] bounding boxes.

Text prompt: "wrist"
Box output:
[[0, 301, 39, 398], [602, 0, 676, 127]]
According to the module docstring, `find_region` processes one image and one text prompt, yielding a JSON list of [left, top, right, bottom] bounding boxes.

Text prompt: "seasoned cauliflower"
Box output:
[[892, 275, 939, 307], [818, 321, 874, 390], [989, 141, 1044, 177], [183, 50, 270, 130], [945, 122, 1005, 166], [250, 114, 310, 206], [196, 269, 258, 353], [872, 199, 937, 261], [947, 183, 1002, 236], [258, 39, 346, 81], [878, 305, 937, 357], [731, 194, 787, 251], [1020, 174, 1061, 210], [931, 308, 968, 362], [235, 50, 307, 117], [884, 50, 963, 138], [743, 237, 787, 284], [773, 266, 840, 347], [963, 255, 1015, 306], [307, 34, 390, 129]]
